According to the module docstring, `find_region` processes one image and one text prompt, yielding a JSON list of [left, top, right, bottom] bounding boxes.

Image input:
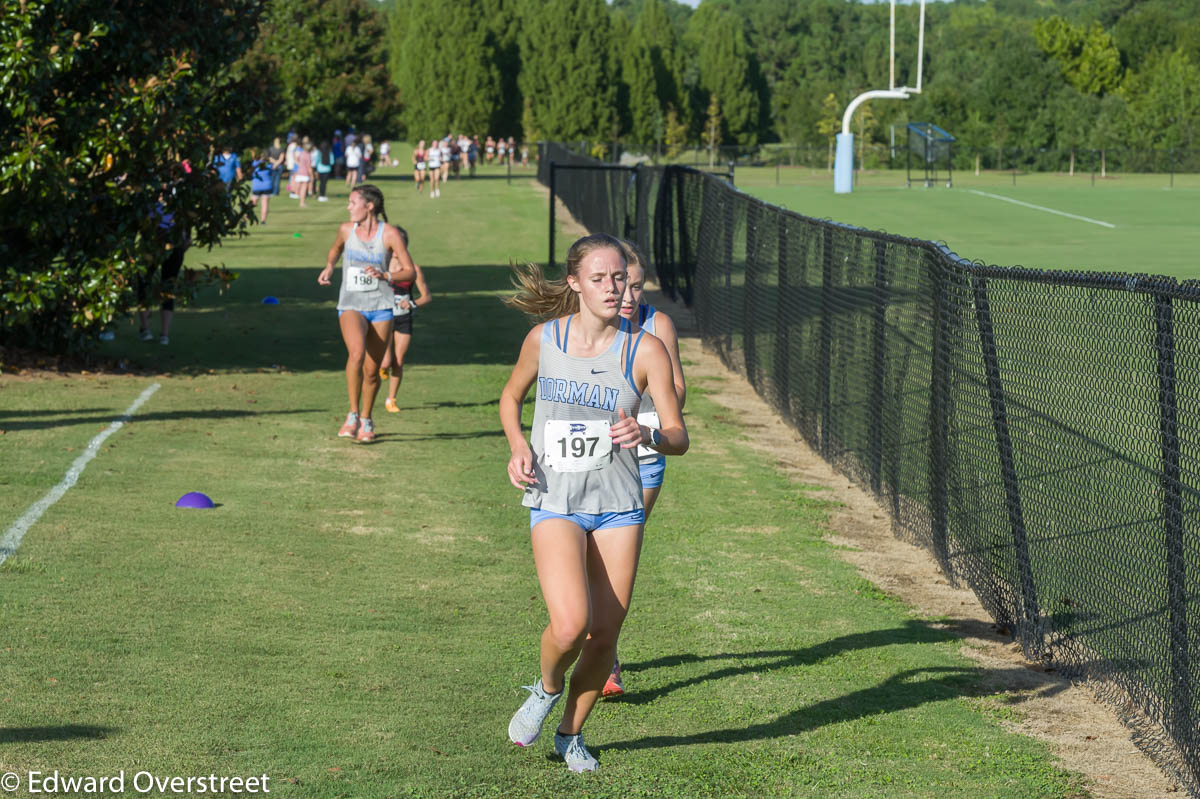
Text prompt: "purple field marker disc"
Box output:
[[176, 491, 215, 509]]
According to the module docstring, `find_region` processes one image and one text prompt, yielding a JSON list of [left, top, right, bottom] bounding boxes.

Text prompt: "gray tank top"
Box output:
[[522, 316, 645, 514], [337, 222, 395, 312]]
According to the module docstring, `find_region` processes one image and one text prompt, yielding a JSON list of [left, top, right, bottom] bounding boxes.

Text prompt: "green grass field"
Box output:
[[0, 159, 1099, 797], [733, 167, 1200, 279]]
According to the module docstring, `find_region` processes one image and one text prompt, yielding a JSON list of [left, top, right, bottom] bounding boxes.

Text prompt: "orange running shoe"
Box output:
[[355, 417, 376, 444], [601, 659, 624, 698], [385, 397, 400, 413], [337, 412, 360, 438]]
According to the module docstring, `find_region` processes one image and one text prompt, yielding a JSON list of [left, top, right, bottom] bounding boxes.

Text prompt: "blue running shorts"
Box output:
[[338, 308, 394, 323], [530, 508, 645, 532], [639, 457, 666, 489]]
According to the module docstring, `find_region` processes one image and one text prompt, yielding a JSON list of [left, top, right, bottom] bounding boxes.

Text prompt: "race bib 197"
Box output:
[[636, 411, 661, 459], [345, 265, 377, 292], [542, 419, 612, 473]]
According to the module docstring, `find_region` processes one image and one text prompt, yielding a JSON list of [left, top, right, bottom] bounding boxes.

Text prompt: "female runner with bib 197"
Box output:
[[499, 233, 689, 773], [318, 184, 417, 444]]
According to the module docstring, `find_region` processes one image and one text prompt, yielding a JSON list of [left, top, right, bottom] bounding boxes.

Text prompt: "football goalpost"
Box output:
[[833, 0, 926, 194]]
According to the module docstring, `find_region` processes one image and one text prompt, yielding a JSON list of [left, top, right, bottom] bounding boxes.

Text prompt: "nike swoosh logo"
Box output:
[[590, 369, 606, 375]]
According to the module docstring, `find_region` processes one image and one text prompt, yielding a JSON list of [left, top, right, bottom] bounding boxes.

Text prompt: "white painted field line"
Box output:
[[0, 382, 161, 566], [968, 189, 1116, 229]]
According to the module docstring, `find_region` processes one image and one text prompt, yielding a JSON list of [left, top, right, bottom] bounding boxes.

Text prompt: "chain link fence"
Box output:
[[540, 140, 1200, 796]]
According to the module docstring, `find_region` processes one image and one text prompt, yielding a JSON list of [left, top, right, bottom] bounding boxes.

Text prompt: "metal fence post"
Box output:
[[820, 226, 834, 460], [548, 161, 557, 267], [775, 217, 791, 419], [1155, 289, 1192, 746], [928, 250, 952, 576], [870, 239, 888, 496], [745, 202, 760, 388], [974, 273, 1042, 653]]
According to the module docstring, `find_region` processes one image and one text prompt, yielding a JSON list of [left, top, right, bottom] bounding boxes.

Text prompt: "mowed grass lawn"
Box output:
[[0, 157, 1093, 797], [736, 167, 1200, 280]]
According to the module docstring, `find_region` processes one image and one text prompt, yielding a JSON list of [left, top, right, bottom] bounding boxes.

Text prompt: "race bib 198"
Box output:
[[345, 265, 377, 292], [542, 419, 612, 473], [636, 411, 661, 459]]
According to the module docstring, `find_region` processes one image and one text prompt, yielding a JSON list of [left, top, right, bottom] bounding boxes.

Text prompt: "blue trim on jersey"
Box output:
[[623, 325, 645, 396], [530, 508, 645, 532], [639, 457, 666, 488]]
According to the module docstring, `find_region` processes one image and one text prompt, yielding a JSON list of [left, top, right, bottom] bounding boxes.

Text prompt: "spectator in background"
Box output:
[[249, 148, 275, 224], [345, 136, 363, 187], [285, 132, 300, 197], [137, 195, 190, 346], [315, 140, 334, 202], [362, 134, 375, 181], [294, 136, 314, 208], [212, 144, 242, 188], [267, 136, 286, 195], [333, 130, 346, 178]]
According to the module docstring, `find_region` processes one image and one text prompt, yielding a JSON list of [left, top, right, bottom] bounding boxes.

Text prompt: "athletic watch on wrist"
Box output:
[[650, 428, 662, 448]]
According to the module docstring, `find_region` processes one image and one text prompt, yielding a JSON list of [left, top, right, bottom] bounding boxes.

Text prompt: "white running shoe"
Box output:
[[507, 680, 562, 747], [159, 335, 169, 346], [553, 732, 598, 772], [139, 328, 153, 342]]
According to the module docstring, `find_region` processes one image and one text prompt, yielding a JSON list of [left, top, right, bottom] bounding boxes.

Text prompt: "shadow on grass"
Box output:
[[0, 725, 114, 743], [616, 620, 958, 707], [602, 665, 979, 752], [376, 428, 507, 443], [0, 408, 320, 433], [603, 618, 1074, 752], [406, 398, 501, 410], [101, 264, 530, 375]]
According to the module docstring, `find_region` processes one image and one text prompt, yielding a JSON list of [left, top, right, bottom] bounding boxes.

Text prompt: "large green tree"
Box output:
[[686, 5, 761, 146], [1121, 48, 1200, 149], [634, 0, 690, 141], [393, 0, 501, 139], [517, 0, 617, 143], [1034, 16, 1123, 96], [621, 21, 661, 148], [239, 0, 401, 142], [1, 0, 261, 353]]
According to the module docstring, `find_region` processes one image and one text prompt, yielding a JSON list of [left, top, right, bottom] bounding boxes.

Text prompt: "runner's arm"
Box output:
[[411, 264, 432, 308], [500, 325, 543, 488], [654, 312, 686, 409], [628, 336, 688, 456], [318, 224, 349, 285]]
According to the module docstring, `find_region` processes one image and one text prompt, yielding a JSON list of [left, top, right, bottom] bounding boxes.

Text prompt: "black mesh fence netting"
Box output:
[[539, 141, 1200, 795]]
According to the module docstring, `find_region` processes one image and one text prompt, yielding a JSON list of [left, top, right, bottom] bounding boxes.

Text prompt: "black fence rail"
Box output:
[[539, 140, 1200, 796], [545, 140, 1200, 179]]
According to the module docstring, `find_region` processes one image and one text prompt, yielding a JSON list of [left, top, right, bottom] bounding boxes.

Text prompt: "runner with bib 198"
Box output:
[[318, 185, 417, 444], [499, 233, 689, 773]]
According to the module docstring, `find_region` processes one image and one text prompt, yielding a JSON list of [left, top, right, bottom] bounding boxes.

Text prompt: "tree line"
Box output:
[[241, 0, 1200, 158]]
